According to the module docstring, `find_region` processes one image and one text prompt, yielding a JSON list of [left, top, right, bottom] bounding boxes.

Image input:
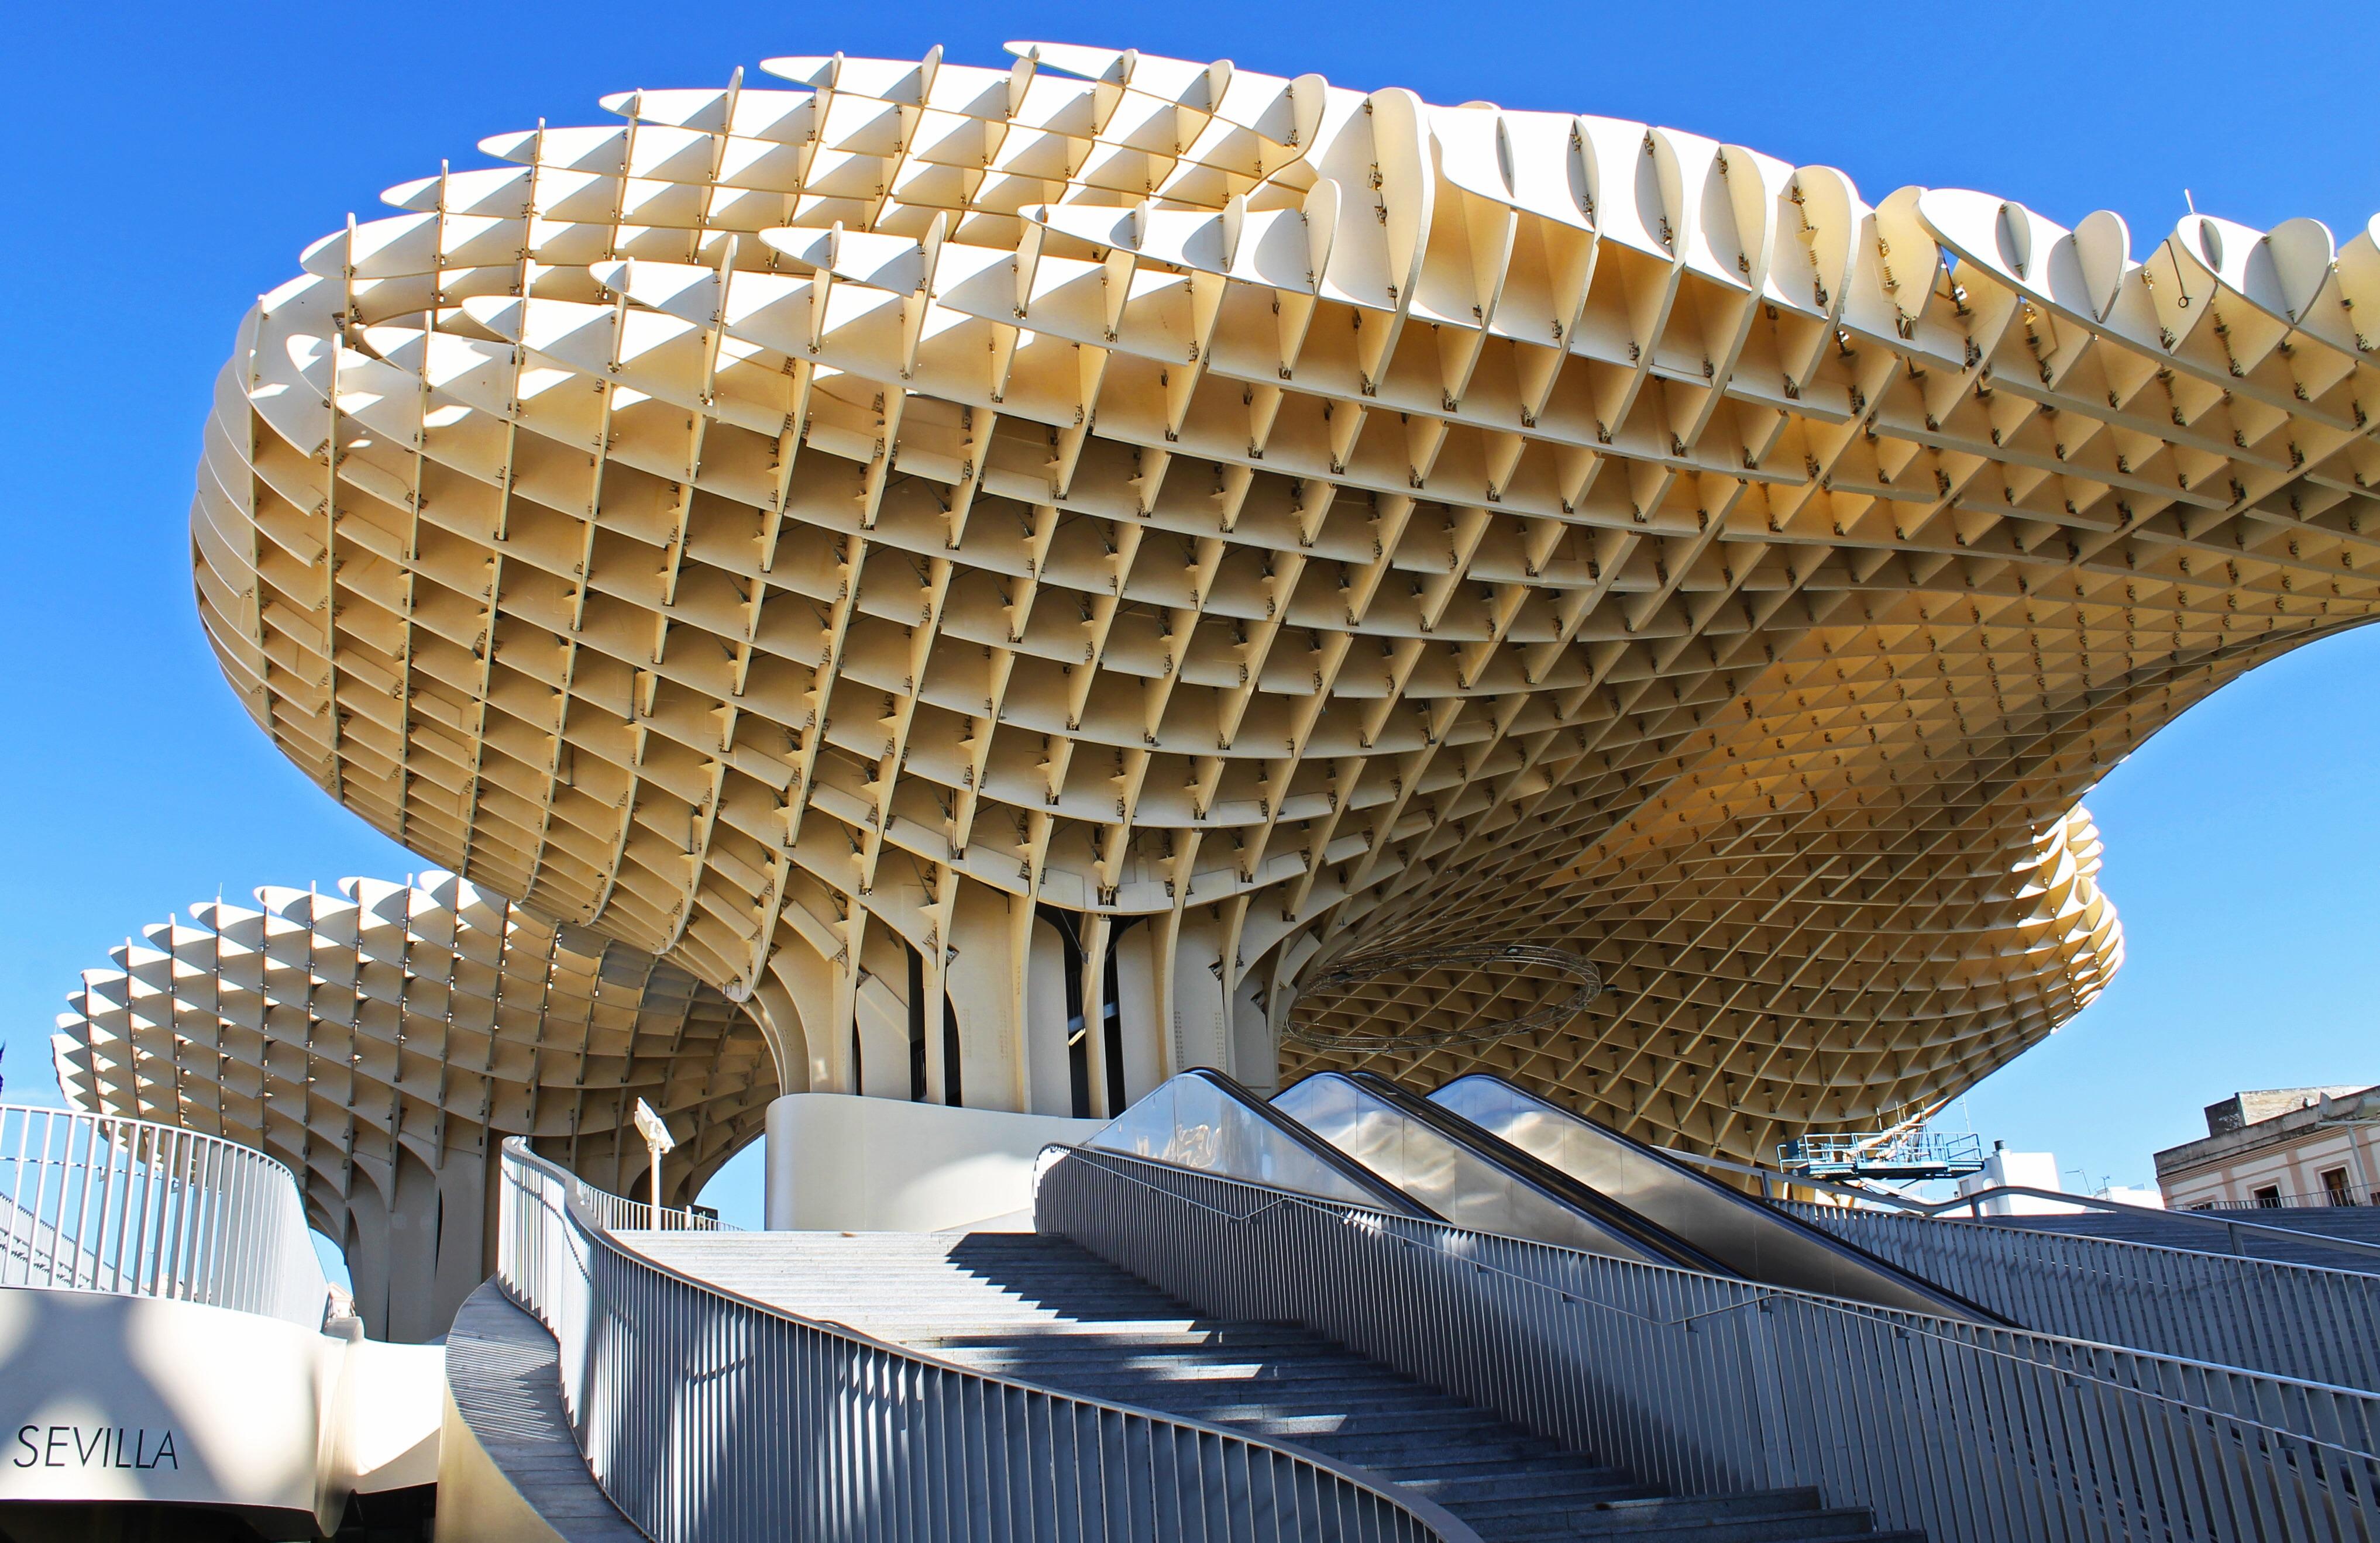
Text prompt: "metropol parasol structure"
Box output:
[[55, 41, 2380, 1331]]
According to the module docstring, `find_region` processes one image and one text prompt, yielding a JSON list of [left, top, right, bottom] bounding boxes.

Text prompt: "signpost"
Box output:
[[632, 1099, 678, 1227]]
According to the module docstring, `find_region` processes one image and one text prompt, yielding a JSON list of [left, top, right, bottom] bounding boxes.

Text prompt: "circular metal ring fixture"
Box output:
[[1282, 943, 1602, 1052]]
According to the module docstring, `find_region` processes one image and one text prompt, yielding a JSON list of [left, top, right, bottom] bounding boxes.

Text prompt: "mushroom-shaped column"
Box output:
[[53, 873, 776, 1339]]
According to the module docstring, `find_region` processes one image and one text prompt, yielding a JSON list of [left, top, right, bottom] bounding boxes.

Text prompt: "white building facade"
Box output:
[[2155, 1086, 2380, 1210]]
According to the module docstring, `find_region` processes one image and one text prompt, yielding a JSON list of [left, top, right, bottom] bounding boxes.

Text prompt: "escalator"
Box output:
[[1079, 1066, 1429, 1218], [1085, 1067, 1997, 1321], [1272, 1070, 1732, 1273], [1427, 1073, 2003, 1322], [1078, 1066, 2380, 1363]]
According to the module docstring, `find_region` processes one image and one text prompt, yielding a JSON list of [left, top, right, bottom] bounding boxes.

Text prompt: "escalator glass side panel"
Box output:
[[1272, 1073, 1666, 1265], [1429, 1074, 2003, 1322], [1084, 1069, 1427, 1215], [1342, 1072, 1733, 1275]]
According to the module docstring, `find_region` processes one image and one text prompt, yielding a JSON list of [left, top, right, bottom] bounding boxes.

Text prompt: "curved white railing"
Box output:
[[0, 1103, 329, 1328]]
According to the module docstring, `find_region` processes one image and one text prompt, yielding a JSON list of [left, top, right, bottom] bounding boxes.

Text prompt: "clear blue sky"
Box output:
[[4, 0, 2375, 1228]]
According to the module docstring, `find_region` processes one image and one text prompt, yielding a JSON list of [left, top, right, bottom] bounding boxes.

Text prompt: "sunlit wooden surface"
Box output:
[[176, 42, 2378, 1164]]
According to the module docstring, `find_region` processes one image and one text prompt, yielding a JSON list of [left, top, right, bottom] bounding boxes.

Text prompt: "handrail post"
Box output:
[[1742, 1297, 1794, 1489]]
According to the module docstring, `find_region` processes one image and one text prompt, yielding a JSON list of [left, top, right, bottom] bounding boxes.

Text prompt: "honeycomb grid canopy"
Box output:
[[183, 41, 2375, 1167], [51, 872, 774, 1340]]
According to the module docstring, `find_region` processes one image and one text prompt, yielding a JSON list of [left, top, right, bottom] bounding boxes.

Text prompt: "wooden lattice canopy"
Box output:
[[52, 874, 772, 1337], [176, 42, 2377, 1166]]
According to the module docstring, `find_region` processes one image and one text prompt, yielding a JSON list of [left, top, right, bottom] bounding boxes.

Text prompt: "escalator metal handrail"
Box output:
[[1052, 1143, 2379, 1410], [1046, 1145, 1873, 1337], [1083, 1066, 1437, 1218], [1180, 1067, 1438, 1218]]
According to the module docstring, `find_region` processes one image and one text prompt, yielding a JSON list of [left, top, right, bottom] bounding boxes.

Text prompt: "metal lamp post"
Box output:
[[632, 1098, 679, 1227]]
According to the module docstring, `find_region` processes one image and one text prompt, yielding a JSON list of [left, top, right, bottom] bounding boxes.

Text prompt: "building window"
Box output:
[[2321, 1167, 2356, 1207], [2252, 1184, 2283, 1208]]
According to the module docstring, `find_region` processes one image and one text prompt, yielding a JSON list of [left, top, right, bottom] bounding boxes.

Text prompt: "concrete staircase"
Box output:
[[632, 1231, 1920, 1543]]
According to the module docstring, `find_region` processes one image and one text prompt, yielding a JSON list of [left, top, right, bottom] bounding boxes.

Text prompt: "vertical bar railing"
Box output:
[[575, 1187, 734, 1235], [1036, 1146, 2380, 1543], [2204, 1182, 2380, 1211], [1663, 1141, 2380, 1266], [0, 1103, 328, 1328], [494, 1137, 1483, 1543], [1776, 1197, 2380, 1391]]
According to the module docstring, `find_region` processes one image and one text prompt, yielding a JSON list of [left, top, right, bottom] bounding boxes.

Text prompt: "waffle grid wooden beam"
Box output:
[[180, 41, 2379, 1170], [50, 872, 773, 1339]]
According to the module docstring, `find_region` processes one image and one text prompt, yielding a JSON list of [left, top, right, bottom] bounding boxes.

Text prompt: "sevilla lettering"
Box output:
[[13, 1425, 178, 1470]]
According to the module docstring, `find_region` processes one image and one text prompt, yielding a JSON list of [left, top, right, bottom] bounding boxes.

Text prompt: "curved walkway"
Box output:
[[439, 1281, 639, 1543]]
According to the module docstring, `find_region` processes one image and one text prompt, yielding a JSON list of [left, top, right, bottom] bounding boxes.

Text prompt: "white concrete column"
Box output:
[[1109, 922, 1165, 1102], [1160, 909, 1233, 1074], [943, 879, 1025, 1112], [762, 1093, 1103, 1231], [1230, 972, 1281, 1095]]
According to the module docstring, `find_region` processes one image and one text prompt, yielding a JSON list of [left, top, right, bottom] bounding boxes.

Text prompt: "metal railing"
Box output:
[[1038, 1146, 2380, 1543], [570, 1186, 736, 1235], [1662, 1143, 2380, 1265], [1777, 1128, 1986, 1180], [1776, 1198, 2380, 1392], [495, 1138, 1483, 1543], [0, 1102, 329, 1328], [2200, 1182, 2380, 1212]]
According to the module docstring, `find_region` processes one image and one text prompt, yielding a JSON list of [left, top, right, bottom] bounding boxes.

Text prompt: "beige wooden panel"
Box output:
[[51, 873, 775, 1338], [174, 43, 2379, 1172]]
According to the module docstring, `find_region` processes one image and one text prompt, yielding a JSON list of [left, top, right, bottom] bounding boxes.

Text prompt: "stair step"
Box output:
[[1394, 1466, 1648, 1505], [1491, 1505, 1877, 1541], [945, 1350, 1430, 1386], [1462, 1487, 1824, 1524], [1309, 1435, 1577, 1471]]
